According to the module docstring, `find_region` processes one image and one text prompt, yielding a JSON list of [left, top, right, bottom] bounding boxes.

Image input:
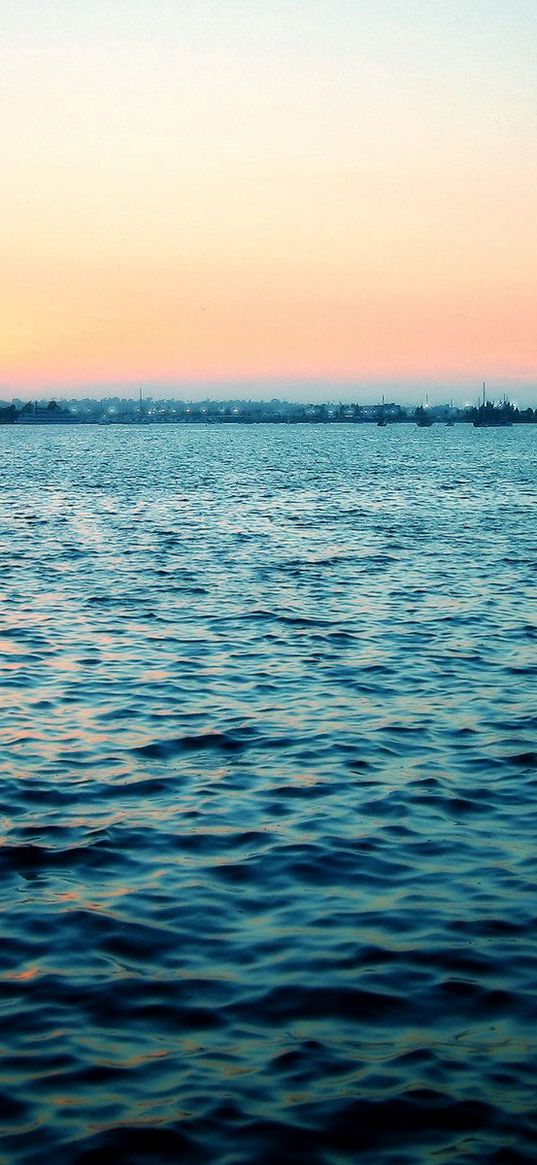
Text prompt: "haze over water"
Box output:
[[1, 422, 536, 1163]]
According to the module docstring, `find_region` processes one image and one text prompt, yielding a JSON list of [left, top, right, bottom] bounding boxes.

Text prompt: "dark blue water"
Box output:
[[1, 422, 536, 1164]]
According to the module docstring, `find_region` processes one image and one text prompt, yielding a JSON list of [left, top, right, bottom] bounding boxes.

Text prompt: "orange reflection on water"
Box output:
[[0, 639, 26, 655], [46, 656, 80, 672], [6, 966, 40, 982], [34, 590, 68, 605], [113, 1048, 170, 1069], [291, 770, 321, 787], [4, 727, 52, 742]]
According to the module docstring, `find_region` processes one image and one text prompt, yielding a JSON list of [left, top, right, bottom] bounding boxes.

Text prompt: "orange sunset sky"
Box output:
[[2, 0, 536, 402]]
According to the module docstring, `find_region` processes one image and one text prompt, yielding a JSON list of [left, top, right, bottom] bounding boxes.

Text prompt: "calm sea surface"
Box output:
[[1, 422, 536, 1164]]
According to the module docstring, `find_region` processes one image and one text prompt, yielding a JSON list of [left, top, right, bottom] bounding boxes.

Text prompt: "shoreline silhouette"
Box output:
[[1, 397, 534, 426]]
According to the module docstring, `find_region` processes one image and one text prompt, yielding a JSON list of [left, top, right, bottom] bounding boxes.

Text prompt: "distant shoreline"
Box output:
[[1, 398, 536, 426], [5, 418, 537, 427]]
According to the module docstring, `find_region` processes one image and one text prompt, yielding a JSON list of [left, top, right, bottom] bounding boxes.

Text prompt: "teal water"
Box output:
[[1, 423, 536, 1164]]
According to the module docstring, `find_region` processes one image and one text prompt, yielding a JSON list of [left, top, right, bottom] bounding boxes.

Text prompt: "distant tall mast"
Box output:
[[482, 381, 486, 406]]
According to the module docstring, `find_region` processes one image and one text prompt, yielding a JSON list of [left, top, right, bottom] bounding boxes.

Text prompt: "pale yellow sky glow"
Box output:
[[2, 1, 536, 399]]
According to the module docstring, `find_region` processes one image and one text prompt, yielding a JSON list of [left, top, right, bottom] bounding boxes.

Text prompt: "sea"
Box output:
[[0, 421, 536, 1165]]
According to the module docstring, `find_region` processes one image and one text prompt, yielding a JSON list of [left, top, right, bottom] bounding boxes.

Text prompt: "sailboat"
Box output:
[[376, 396, 388, 426], [473, 383, 514, 427]]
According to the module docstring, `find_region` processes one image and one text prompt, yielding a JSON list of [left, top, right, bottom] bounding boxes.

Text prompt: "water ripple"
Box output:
[[1, 423, 537, 1163]]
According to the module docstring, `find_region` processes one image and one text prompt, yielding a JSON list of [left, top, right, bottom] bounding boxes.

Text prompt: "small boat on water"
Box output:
[[415, 406, 433, 427], [473, 406, 513, 427], [473, 415, 513, 428], [376, 396, 388, 426]]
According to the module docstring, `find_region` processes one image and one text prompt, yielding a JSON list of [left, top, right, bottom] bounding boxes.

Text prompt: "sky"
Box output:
[[1, 0, 536, 403]]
